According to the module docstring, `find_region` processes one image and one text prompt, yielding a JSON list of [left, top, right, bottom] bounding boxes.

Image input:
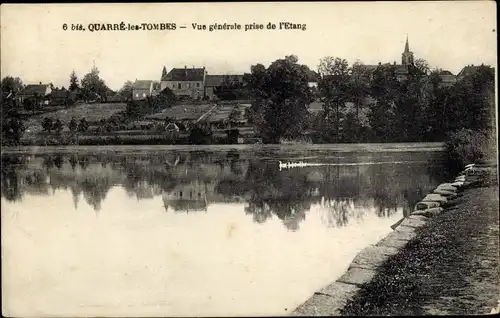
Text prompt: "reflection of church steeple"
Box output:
[[401, 35, 414, 66], [72, 190, 80, 210]]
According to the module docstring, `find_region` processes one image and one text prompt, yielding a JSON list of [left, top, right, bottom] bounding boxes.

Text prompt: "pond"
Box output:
[[1, 143, 449, 317]]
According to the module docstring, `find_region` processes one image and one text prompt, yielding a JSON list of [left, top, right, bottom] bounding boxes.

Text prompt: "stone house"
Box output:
[[160, 66, 206, 99], [456, 65, 481, 81], [132, 80, 155, 100], [437, 70, 457, 87], [17, 83, 52, 106]]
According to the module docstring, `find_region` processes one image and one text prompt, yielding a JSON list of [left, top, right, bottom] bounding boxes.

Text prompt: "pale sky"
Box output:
[[1, 2, 497, 91]]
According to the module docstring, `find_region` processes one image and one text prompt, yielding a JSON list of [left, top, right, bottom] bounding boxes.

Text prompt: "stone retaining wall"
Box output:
[[290, 163, 491, 316]]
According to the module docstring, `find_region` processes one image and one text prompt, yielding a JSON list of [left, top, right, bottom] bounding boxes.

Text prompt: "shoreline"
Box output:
[[291, 163, 498, 316], [0, 142, 445, 155]]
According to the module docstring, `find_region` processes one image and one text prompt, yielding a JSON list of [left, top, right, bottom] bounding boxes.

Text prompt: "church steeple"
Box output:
[[401, 35, 414, 66], [161, 66, 168, 81]]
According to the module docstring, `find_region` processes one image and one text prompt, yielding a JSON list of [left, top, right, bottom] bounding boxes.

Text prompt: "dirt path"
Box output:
[[341, 183, 499, 315]]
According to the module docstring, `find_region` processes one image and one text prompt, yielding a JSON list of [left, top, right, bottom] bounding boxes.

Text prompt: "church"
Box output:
[[363, 36, 417, 82]]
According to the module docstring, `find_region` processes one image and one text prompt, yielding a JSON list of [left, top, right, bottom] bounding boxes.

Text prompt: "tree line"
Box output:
[[241, 55, 495, 144]]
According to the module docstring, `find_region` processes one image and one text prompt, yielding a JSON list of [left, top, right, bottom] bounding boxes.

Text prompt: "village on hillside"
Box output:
[[1, 37, 494, 146]]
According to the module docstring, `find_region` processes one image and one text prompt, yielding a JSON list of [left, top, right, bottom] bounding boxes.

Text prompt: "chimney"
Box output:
[[393, 61, 396, 65], [39, 82, 42, 85]]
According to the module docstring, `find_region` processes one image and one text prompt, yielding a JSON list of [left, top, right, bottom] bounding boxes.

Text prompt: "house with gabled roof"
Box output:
[[17, 83, 52, 106], [132, 80, 155, 100], [437, 70, 457, 87], [457, 65, 481, 81], [160, 66, 206, 99]]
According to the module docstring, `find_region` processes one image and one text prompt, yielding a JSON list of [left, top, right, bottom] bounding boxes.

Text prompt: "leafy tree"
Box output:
[[349, 61, 371, 133], [317, 57, 350, 142], [69, 70, 80, 91], [1, 117, 25, 146], [245, 55, 313, 143], [41, 117, 54, 133], [414, 58, 431, 76], [188, 123, 212, 145], [368, 64, 399, 141], [53, 119, 63, 135], [80, 65, 108, 102], [393, 73, 426, 141], [119, 80, 134, 101], [1, 76, 24, 97], [77, 118, 89, 133], [68, 118, 78, 134]]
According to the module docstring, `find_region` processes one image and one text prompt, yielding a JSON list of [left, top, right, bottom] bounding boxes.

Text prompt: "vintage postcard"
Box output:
[[1, 2, 498, 317]]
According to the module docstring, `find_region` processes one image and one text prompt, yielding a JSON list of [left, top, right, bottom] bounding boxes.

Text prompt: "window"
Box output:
[[196, 83, 200, 87], [177, 83, 182, 89], [187, 83, 191, 88], [179, 191, 183, 198], [135, 93, 139, 97], [142, 93, 146, 97]]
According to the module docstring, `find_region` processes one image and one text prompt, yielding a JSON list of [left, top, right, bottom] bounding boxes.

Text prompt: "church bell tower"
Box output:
[[401, 35, 414, 66]]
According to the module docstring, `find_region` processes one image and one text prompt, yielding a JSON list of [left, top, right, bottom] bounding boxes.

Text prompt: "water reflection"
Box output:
[[1, 149, 447, 230], [1, 147, 448, 316]]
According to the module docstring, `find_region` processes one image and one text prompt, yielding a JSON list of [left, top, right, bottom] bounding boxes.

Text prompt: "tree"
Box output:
[[245, 55, 313, 143], [414, 58, 431, 76], [1, 117, 25, 146], [188, 123, 212, 145], [53, 119, 63, 134], [1, 76, 24, 96], [368, 64, 399, 141], [1, 76, 24, 111], [393, 73, 426, 141], [68, 118, 78, 134], [80, 65, 108, 102], [349, 61, 371, 132], [77, 118, 89, 133], [69, 70, 80, 91], [119, 81, 134, 101], [41, 117, 54, 133], [317, 57, 350, 142]]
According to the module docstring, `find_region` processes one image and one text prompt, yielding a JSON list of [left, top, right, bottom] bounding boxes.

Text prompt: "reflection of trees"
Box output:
[[243, 162, 313, 231], [1, 156, 24, 202], [1, 151, 449, 222], [323, 199, 352, 227], [80, 176, 112, 212]]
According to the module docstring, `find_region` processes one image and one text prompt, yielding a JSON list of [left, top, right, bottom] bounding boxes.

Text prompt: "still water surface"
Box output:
[[1, 144, 448, 317]]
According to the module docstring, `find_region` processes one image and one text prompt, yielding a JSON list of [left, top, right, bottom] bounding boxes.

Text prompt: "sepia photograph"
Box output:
[[1, 1, 498, 317]]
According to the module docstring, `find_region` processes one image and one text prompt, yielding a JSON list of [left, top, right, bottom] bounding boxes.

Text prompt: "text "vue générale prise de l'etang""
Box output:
[[63, 22, 307, 32]]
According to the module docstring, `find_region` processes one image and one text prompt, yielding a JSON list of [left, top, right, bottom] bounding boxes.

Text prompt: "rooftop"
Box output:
[[20, 84, 50, 96], [133, 80, 153, 90], [163, 67, 205, 82]]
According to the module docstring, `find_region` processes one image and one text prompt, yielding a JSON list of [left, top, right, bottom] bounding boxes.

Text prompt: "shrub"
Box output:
[[41, 117, 54, 132], [188, 124, 213, 145], [77, 118, 89, 133], [444, 128, 496, 170], [1, 117, 26, 146]]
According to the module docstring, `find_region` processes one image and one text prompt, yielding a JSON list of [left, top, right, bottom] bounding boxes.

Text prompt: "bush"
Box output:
[[1, 117, 26, 146], [41, 117, 54, 132], [444, 128, 496, 170], [188, 124, 213, 145]]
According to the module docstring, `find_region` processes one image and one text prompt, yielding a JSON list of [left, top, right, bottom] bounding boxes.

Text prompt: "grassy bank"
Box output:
[[340, 173, 499, 315]]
